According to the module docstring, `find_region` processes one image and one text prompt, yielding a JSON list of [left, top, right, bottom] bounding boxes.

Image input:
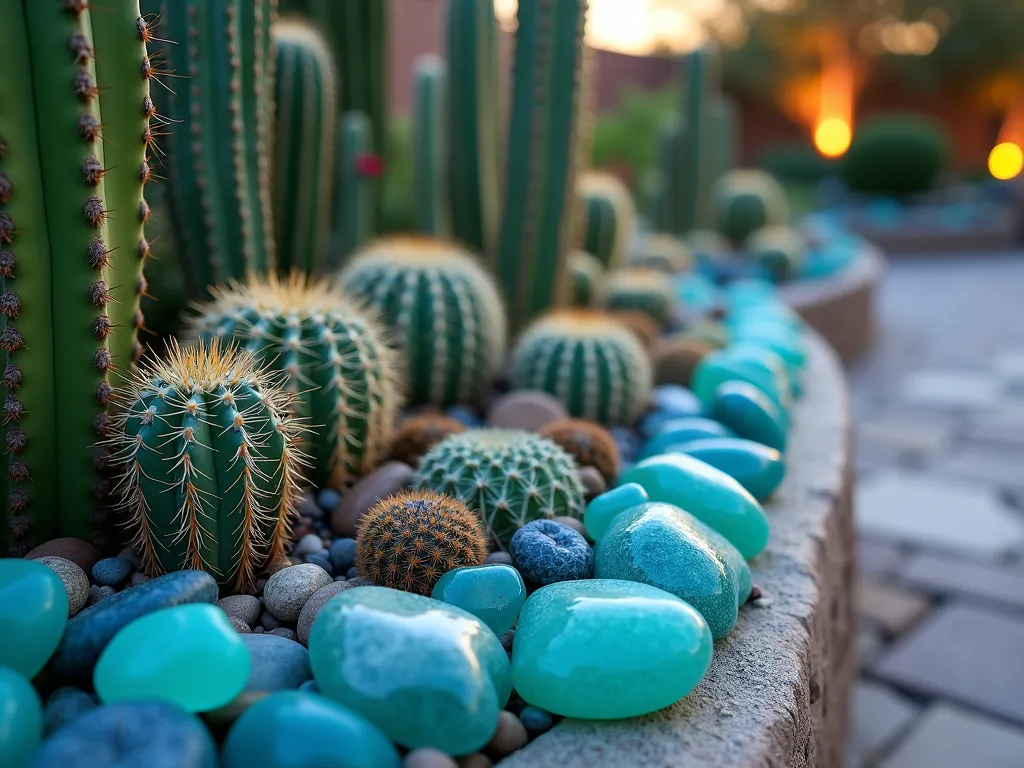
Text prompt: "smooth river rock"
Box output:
[[674, 436, 786, 501], [637, 417, 735, 460], [710, 381, 789, 453], [264, 564, 333, 622], [0, 667, 42, 767], [241, 634, 312, 692], [430, 565, 527, 637], [34, 556, 89, 617], [0, 558, 68, 678]]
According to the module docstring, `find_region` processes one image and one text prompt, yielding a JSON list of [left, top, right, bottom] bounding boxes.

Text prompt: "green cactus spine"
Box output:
[[564, 250, 604, 308], [273, 19, 338, 274], [414, 429, 586, 550], [576, 171, 636, 271], [191, 273, 402, 489], [110, 341, 304, 592], [512, 310, 653, 426], [338, 237, 507, 408], [496, 0, 588, 332], [445, 0, 500, 254], [604, 268, 677, 327], [713, 169, 790, 245], [331, 111, 375, 265], [412, 55, 451, 237]]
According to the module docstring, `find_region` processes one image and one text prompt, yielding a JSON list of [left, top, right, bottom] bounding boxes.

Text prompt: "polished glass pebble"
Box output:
[[0, 667, 42, 768], [222, 691, 400, 768], [691, 348, 789, 413], [431, 565, 527, 637], [638, 417, 735, 460], [675, 437, 786, 501], [512, 579, 712, 719], [0, 558, 68, 678], [595, 503, 751, 638], [618, 453, 769, 559], [710, 381, 788, 452], [309, 587, 511, 756], [93, 603, 250, 712], [584, 483, 650, 542]]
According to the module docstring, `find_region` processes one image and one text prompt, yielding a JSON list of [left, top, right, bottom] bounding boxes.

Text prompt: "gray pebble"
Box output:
[[484, 551, 513, 566], [130, 571, 151, 588], [305, 552, 334, 576], [328, 537, 357, 572], [252, 626, 265, 634], [228, 615, 251, 634], [291, 533, 324, 558], [87, 585, 116, 607], [259, 609, 284, 631], [241, 634, 311, 692], [404, 748, 459, 768], [91, 557, 134, 588], [217, 594, 261, 627], [297, 492, 324, 520], [269, 627, 298, 642], [263, 563, 333, 622], [36, 556, 89, 616], [296, 581, 356, 645]]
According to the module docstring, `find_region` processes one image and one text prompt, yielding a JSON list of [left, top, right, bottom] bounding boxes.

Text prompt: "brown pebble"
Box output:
[[552, 516, 587, 538], [331, 461, 415, 536], [265, 557, 292, 577], [484, 551, 513, 566], [747, 584, 762, 603], [456, 753, 492, 768], [485, 390, 568, 432], [486, 710, 528, 757], [403, 748, 459, 768], [26, 537, 99, 574], [577, 465, 607, 501]]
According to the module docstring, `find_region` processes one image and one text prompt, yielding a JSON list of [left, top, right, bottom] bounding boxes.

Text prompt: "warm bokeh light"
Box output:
[[814, 117, 853, 158], [988, 143, 1023, 181], [813, 30, 855, 158]]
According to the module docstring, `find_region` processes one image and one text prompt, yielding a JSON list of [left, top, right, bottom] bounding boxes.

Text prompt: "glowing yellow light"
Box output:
[[814, 118, 853, 158], [988, 143, 1024, 181]]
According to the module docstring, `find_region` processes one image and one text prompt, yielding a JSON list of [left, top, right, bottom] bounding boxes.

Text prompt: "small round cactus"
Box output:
[[511, 310, 653, 426], [603, 268, 677, 328], [414, 429, 586, 550], [631, 234, 693, 274], [713, 169, 789, 244], [564, 249, 605, 307], [576, 171, 636, 270], [388, 413, 467, 468], [109, 341, 305, 593], [337, 236, 507, 407], [538, 419, 620, 483], [356, 489, 488, 595], [744, 225, 808, 283], [687, 229, 732, 276], [190, 273, 403, 489], [652, 334, 717, 388]]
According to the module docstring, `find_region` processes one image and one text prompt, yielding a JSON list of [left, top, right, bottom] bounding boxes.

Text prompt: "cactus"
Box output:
[[744, 225, 807, 284], [157, 0, 276, 293], [713, 170, 789, 245], [356, 489, 487, 595], [564, 250, 604, 308], [412, 55, 450, 237], [632, 234, 693, 274], [331, 111, 375, 265], [109, 341, 304, 593], [709, 96, 738, 186], [445, 0, 500, 254], [603, 268, 677, 327], [496, 0, 588, 332], [273, 19, 338, 274], [652, 334, 717, 388], [650, 114, 682, 232], [190, 273, 402, 489], [538, 419, 620, 484], [608, 310, 660, 350], [675, 41, 721, 232], [576, 171, 636, 271], [414, 429, 586, 550], [511, 310, 653, 426], [337, 237, 507, 408], [388, 413, 467, 469]]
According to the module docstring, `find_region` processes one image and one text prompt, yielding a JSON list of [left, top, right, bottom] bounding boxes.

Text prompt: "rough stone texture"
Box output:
[[878, 703, 1024, 768], [498, 332, 855, 767]]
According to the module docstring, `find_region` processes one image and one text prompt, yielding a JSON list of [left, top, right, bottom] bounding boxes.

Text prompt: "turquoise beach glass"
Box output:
[[676, 437, 786, 501], [0, 667, 42, 768], [0, 558, 68, 678], [637, 417, 734, 460], [710, 381, 788, 453], [431, 565, 526, 637], [584, 482, 649, 542]]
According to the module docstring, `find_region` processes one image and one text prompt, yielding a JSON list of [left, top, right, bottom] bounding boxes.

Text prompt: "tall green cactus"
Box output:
[[496, 0, 588, 333], [445, 0, 500, 254], [675, 41, 721, 233], [650, 114, 682, 233], [273, 19, 337, 274], [413, 55, 451, 237], [331, 111, 375, 265], [710, 96, 738, 190]]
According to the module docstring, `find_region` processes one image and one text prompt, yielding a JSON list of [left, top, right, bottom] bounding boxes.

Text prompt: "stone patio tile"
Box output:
[[846, 682, 920, 768], [857, 471, 1024, 560], [857, 539, 905, 580], [897, 553, 1024, 609], [856, 626, 884, 668], [873, 603, 1024, 724], [858, 419, 953, 458], [899, 370, 1003, 410], [880, 703, 1024, 768], [857, 579, 930, 637], [993, 351, 1024, 387], [931, 447, 1024, 492]]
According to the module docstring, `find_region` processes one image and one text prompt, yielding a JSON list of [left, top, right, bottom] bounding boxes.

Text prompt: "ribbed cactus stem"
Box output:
[[413, 55, 450, 237], [710, 96, 738, 188], [675, 42, 720, 233], [652, 114, 682, 233], [331, 111, 374, 265]]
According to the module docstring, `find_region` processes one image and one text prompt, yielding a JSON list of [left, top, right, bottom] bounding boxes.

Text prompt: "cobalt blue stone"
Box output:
[[509, 520, 593, 585], [345, 567, 361, 580], [91, 558, 134, 588], [242, 634, 312, 692], [675, 437, 786, 501], [650, 385, 703, 419], [30, 700, 217, 768], [43, 687, 97, 736], [328, 538, 357, 573], [445, 405, 482, 428], [518, 705, 554, 734], [317, 488, 341, 513], [710, 381, 788, 452], [638, 417, 734, 460]]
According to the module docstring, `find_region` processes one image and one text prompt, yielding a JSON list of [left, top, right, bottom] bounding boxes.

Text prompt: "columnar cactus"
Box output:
[[511, 310, 653, 426], [110, 342, 304, 593], [650, 114, 682, 233], [713, 170, 789, 245], [675, 41, 721, 232], [744, 225, 807, 283], [191, 273, 402, 489], [603, 268, 677, 327], [412, 55, 451, 237], [710, 96, 738, 188], [564, 250, 605, 308], [576, 171, 636, 270], [273, 19, 338, 274], [445, 0, 501, 254], [496, 0, 588, 332], [414, 430, 586, 550], [331, 111, 375, 265], [337, 237, 507, 408]]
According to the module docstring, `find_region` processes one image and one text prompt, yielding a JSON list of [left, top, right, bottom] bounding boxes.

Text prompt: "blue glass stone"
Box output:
[[0, 558, 68, 678], [329, 538, 357, 573], [584, 483, 650, 542], [43, 687, 96, 736], [431, 565, 527, 637], [675, 437, 786, 501], [317, 488, 342, 513], [710, 381, 788, 452], [691, 348, 790, 414], [672, 273, 720, 312], [518, 705, 554, 734], [638, 417, 735, 459], [0, 667, 42, 768]]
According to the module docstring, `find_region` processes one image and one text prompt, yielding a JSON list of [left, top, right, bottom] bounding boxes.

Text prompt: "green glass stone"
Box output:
[[222, 691, 401, 768], [309, 587, 511, 756], [0, 667, 42, 768], [637, 417, 734, 460], [0, 558, 68, 679], [595, 502, 751, 638], [93, 603, 250, 713], [512, 579, 713, 719], [710, 381, 788, 452], [618, 453, 769, 559], [584, 483, 649, 542], [676, 437, 786, 501], [691, 347, 790, 414], [431, 565, 526, 637]]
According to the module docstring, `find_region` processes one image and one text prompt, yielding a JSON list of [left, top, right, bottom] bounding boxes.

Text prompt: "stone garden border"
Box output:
[[850, 210, 1018, 256], [499, 331, 855, 767]]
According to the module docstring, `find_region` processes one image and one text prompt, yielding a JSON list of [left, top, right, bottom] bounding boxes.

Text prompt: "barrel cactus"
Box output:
[[511, 310, 653, 426], [415, 429, 586, 550], [603, 268, 677, 327], [190, 273, 402, 489], [337, 237, 507, 408], [631, 234, 693, 274], [564, 250, 605, 307], [576, 171, 636, 270], [713, 170, 789, 245], [110, 342, 304, 593], [538, 419, 620, 484], [744, 225, 807, 283]]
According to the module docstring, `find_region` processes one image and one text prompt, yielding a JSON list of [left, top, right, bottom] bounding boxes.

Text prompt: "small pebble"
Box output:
[[551, 515, 588, 538], [130, 571, 151, 588], [485, 390, 567, 432], [446, 405, 483, 428], [217, 594, 261, 627], [43, 687, 96, 736], [499, 629, 515, 654], [328, 537, 357, 573], [116, 547, 143, 569], [27, 538, 99, 574], [518, 706, 554, 734], [291, 534, 324, 559], [91, 557, 134, 588], [260, 610, 284, 631], [297, 581, 355, 645], [456, 753, 492, 768], [269, 627, 298, 642], [346, 566, 361, 579], [263, 563, 333, 622], [486, 711, 528, 757], [331, 461, 415, 536], [252, 626, 265, 634], [404, 748, 458, 768], [304, 552, 334, 576], [316, 488, 342, 512], [334, 575, 348, 582], [241, 634, 311, 692], [229, 616, 252, 634], [509, 520, 593, 585], [484, 552, 513, 566], [346, 577, 373, 588], [577, 466, 607, 501], [297, 492, 324, 521], [87, 584, 116, 607], [35, 556, 89, 616]]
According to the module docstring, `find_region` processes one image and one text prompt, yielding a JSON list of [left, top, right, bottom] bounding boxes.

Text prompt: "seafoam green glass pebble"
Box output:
[[584, 483, 649, 542], [710, 381, 788, 452], [637, 417, 734, 460], [431, 565, 527, 637], [618, 453, 769, 559], [691, 347, 790, 414], [512, 579, 712, 719], [93, 603, 250, 713], [0, 558, 68, 678], [0, 667, 42, 768], [676, 437, 786, 501]]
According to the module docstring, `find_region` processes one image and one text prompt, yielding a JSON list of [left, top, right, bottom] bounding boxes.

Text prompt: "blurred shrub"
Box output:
[[757, 142, 836, 185], [592, 85, 676, 195], [379, 117, 417, 234], [840, 114, 949, 196]]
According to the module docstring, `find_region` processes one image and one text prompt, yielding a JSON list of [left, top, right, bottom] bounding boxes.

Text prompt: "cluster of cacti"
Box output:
[[511, 310, 653, 426], [744, 225, 808, 283], [412, 56, 451, 236], [603, 268, 677, 327], [332, 111, 376, 264], [1, 0, 157, 555], [538, 419, 620, 483], [564, 250, 605, 307], [414, 429, 586, 550], [631, 234, 693, 274], [687, 229, 732, 276], [355, 489, 488, 595], [190, 273, 402, 490], [338, 237, 507, 408], [713, 169, 790, 245], [388, 413, 467, 468], [576, 171, 636, 271], [109, 341, 304, 593], [652, 334, 718, 388]]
